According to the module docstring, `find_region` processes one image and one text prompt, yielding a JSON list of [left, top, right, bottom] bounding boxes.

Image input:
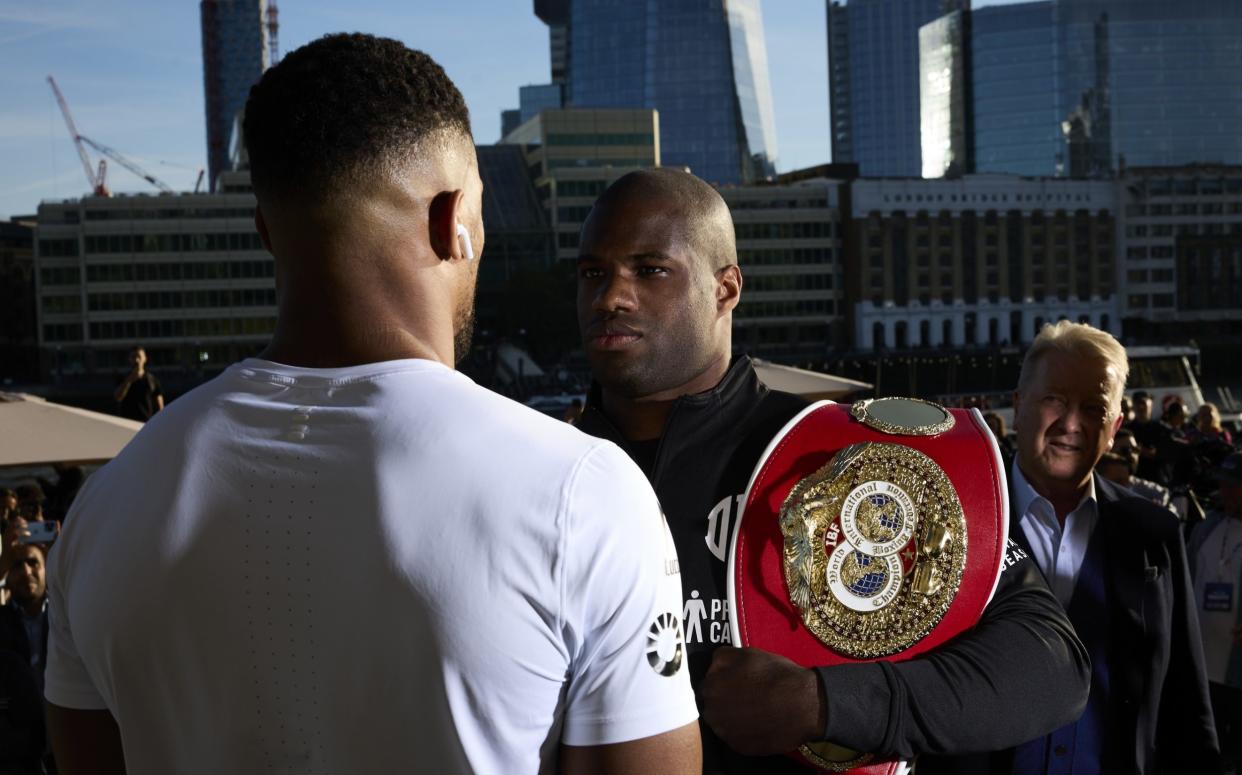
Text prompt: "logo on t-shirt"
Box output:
[[645, 612, 685, 677], [1001, 538, 1029, 573]]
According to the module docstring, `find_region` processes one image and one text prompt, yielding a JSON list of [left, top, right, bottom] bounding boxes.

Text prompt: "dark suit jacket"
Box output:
[[921, 473, 1220, 775], [1081, 476, 1219, 774], [0, 601, 48, 685]]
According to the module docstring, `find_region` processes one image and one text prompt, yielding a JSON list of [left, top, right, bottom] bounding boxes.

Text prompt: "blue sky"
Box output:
[[0, 0, 1018, 219]]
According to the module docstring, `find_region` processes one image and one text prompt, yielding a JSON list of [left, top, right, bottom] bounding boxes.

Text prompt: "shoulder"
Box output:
[[1095, 476, 1182, 541], [1188, 513, 1226, 548], [741, 386, 811, 436]]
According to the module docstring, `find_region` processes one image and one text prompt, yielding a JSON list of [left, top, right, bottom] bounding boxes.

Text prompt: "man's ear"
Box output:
[[254, 206, 274, 255], [428, 189, 466, 261], [1108, 411, 1124, 444], [716, 264, 742, 314]]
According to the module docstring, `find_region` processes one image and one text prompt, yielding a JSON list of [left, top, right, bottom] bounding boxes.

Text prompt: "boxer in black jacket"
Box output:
[[574, 168, 1091, 774]]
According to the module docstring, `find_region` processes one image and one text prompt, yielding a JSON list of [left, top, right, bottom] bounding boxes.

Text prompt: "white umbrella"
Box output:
[[751, 359, 873, 401], [0, 392, 143, 467]]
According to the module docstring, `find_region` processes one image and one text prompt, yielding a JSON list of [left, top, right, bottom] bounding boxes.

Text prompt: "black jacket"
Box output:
[[1017, 475, 1216, 775], [0, 605, 47, 775], [578, 357, 1091, 774]]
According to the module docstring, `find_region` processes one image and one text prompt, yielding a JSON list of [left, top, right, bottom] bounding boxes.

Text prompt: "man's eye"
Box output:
[[1042, 396, 1067, 409], [637, 266, 668, 276], [579, 267, 603, 280]]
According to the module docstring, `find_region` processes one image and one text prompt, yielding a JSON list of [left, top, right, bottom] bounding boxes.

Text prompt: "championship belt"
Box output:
[[727, 398, 1009, 775]]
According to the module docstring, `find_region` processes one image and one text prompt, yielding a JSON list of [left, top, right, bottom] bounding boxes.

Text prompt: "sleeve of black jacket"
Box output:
[[813, 549, 1090, 758]]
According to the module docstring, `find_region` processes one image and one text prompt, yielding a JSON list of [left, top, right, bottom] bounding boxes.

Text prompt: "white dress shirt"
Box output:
[[1013, 461, 1100, 608]]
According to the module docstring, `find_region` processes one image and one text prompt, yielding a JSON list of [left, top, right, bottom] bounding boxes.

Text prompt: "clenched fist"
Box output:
[[700, 646, 827, 756]]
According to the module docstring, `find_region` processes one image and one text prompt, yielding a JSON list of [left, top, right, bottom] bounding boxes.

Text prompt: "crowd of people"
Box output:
[[2, 33, 1239, 775]]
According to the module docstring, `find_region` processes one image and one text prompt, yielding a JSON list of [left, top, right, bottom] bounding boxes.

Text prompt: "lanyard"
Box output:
[[1217, 519, 1242, 578]]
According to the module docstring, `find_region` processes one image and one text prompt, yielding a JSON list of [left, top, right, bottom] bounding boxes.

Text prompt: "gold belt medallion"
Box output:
[[779, 441, 967, 659]]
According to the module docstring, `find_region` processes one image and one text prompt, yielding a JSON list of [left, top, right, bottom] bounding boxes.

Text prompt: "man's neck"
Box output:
[[600, 392, 677, 442], [261, 289, 449, 369], [598, 352, 731, 442], [17, 597, 43, 619], [1020, 464, 1091, 524]]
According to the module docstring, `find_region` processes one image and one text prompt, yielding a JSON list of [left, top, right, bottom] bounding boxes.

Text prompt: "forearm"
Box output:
[[816, 562, 1089, 758], [48, 704, 127, 775]]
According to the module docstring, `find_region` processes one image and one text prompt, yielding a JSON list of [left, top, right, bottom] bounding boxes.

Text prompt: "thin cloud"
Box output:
[[0, 3, 112, 29], [5, 168, 85, 196]]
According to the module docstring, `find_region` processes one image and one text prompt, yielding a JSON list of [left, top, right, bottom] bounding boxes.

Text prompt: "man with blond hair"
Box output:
[[1003, 321, 1220, 774]]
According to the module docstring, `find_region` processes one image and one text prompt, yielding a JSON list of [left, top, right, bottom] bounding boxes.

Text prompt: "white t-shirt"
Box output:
[[45, 358, 696, 774]]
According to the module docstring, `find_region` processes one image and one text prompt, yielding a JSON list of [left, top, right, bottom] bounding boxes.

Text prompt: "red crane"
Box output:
[[47, 75, 174, 196], [267, 0, 280, 63]]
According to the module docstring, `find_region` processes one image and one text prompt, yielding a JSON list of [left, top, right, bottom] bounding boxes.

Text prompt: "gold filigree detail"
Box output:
[[779, 442, 967, 659], [850, 397, 955, 436], [799, 741, 875, 772]]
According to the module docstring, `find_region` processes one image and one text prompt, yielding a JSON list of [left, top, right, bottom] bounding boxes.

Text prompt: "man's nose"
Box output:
[[1060, 404, 1090, 433], [594, 272, 636, 313]]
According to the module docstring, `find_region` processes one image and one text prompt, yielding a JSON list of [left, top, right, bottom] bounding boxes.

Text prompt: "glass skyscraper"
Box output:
[[919, 9, 971, 179], [917, 0, 1241, 178], [566, 0, 778, 185], [828, 0, 946, 178], [971, 2, 1060, 176], [200, 0, 269, 192], [1055, 0, 1242, 173]]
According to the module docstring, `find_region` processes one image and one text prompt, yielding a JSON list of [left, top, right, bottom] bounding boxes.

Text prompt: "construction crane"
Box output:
[[266, 0, 280, 63], [47, 75, 175, 196]]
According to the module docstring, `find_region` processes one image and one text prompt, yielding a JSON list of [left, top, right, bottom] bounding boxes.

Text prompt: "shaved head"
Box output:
[[591, 168, 737, 273], [577, 168, 742, 410]]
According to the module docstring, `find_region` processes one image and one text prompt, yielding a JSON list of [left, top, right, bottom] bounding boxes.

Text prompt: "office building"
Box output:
[[1, 217, 38, 380], [519, 83, 565, 125], [503, 108, 660, 260], [971, 1, 1059, 176], [565, 0, 777, 185], [35, 171, 274, 379], [1056, 0, 1242, 174], [1117, 166, 1242, 346], [828, 0, 946, 178], [535, 0, 572, 87], [922, 0, 1242, 179], [725, 177, 848, 360], [201, 0, 269, 191], [474, 144, 557, 340], [918, 8, 971, 179], [845, 175, 1117, 351]]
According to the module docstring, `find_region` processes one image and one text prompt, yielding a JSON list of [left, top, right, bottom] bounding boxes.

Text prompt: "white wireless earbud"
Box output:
[[455, 223, 475, 261]]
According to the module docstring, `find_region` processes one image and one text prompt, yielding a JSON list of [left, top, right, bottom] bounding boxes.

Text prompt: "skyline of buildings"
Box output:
[[12, 0, 1242, 393], [29, 160, 1242, 382], [912, 0, 1242, 180]]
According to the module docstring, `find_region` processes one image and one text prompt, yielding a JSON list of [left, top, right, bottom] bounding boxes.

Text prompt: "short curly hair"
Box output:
[[243, 33, 471, 203]]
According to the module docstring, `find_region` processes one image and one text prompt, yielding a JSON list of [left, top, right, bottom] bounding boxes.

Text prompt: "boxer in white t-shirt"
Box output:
[[44, 34, 699, 775]]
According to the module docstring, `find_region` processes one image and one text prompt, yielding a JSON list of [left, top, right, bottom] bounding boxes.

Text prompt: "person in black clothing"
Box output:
[[113, 346, 163, 422], [574, 168, 1090, 773], [0, 543, 51, 775]]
